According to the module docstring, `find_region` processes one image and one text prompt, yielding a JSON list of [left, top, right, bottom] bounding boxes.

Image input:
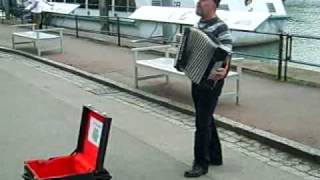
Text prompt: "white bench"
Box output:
[[12, 24, 63, 56], [132, 45, 241, 104]]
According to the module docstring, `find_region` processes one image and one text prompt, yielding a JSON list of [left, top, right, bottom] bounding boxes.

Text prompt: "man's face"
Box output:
[[196, 0, 216, 17]]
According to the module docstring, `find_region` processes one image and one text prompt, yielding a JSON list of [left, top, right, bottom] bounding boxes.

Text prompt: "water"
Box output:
[[234, 0, 320, 67]]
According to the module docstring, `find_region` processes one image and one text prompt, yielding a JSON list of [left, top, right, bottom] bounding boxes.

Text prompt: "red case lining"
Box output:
[[24, 107, 109, 179]]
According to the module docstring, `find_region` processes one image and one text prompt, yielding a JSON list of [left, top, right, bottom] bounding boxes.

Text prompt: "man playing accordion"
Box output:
[[184, 0, 233, 177]]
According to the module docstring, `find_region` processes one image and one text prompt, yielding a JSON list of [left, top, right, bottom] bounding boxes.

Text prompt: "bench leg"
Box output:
[[37, 49, 41, 56], [34, 40, 41, 56], [236, 66, 242, 105], [12, 35, 15, 49], [165, 75, 169, 84], [134, 66, 139, 88], [133, 51, 139, 88], [236, 77, 240, 105], [60, 38, 63, 53]]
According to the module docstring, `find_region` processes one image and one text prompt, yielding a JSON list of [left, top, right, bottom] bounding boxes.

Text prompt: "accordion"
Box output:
[[174, 27, 231, 86]]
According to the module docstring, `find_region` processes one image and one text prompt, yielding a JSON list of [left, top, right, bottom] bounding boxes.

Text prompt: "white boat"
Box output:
[[220, 0, 289, 46], [45, 0, 289, 46], [129, 0, 289, 46]]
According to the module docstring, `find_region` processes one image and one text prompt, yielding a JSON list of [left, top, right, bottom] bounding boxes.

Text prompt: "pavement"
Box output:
[[1, 47, 317, 180], [0, 23, 320, 151]]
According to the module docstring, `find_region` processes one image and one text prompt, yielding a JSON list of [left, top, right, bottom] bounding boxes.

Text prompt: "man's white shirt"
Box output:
[[25, 0, 44, 13]]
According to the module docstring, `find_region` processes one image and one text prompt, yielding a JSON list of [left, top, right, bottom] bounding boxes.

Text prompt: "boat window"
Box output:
[[65, 0, 76, 3], [51, 0, 136, 11], [218, 4, 229, 11], [50, 0, 85, 8], [74, 0, 84, 8], [65, 0, 97, 9], [51, 0, 64, 2], [173, 1, 181, 7], [152, 0, 161, 6], [266, 2, 276, 13], [88, 0, 98, 9], [245, 0, 252, 6], [115, 0, 136, 12]]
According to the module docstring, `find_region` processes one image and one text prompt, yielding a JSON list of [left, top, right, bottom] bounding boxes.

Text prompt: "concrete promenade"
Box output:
[[0, 50, 313, 179]]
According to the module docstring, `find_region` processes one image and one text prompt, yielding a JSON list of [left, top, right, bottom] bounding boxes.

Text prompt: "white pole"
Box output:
[[126, 0, 129, 12], [111, 0, 115, 16]]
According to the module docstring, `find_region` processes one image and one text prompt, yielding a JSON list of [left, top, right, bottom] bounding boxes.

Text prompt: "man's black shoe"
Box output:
[[184, 164, 208, 178]]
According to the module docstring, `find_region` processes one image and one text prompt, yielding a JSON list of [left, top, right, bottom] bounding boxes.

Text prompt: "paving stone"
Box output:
[[308, 169, 320, 178], [270, 155, 285, 162], [267, 161, 282, 167], [236, 141, 251, 147], [223, 130, 238, 136], [305, 176, 320, 180], [290, 158, 304, 164], [294, 164, 312, 172], [219, 133, 228, 139], [245, 145, 258, 151], [255, 155, 270, 162], [244, 139, 257, 144], [223, 136, 240, 143], [281, 159, 299, 166]]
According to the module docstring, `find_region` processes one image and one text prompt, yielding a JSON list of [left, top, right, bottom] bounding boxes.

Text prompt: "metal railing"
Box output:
[[3, 9, 320, 81], [229, 29, 285, 80]]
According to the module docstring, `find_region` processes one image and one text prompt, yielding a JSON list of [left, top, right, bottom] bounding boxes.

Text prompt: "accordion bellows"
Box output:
[[175, 27, 230, 84]]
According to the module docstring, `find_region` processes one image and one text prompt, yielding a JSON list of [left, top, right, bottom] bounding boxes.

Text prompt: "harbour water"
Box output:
[[235, 0, 320, 67]]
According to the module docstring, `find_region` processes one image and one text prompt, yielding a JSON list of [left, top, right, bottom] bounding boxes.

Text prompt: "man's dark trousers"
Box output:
[[192, 82, 223, 169]]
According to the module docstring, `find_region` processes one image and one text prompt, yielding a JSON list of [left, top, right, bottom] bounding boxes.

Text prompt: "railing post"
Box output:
[[179, 24, 183, 33], [286, 35, 293, 81], [278, 33, 284, 80], [75, 15, 79, 38], [104, 16, 110, 35], [284, 34, 290, 81], [106, 16, 111, 35], [116, 15, 121, 46], [44, 12, 48, 29], [21, 11, 24, 24]]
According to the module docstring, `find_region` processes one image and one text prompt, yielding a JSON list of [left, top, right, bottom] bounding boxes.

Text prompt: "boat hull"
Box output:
[[48, 14, 287, 47]]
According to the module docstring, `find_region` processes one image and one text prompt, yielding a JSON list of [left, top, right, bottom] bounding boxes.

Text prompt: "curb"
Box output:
[[1, 46, 320, 164]]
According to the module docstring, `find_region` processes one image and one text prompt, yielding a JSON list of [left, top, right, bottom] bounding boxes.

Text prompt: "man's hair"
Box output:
[[214, 0, 221, 7]]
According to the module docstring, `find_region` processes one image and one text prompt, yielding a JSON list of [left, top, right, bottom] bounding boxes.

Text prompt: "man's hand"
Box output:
[[208, 68, 227, 81]]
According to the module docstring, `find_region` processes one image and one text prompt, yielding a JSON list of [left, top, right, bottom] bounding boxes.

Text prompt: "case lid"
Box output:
[[75, 105, 112, 171]]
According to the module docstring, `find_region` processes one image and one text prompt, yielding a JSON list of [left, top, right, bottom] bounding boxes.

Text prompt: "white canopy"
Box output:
[[129, 6, 270, 31], [42, 2, 80, 14], [248, 0, 287, 17]]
